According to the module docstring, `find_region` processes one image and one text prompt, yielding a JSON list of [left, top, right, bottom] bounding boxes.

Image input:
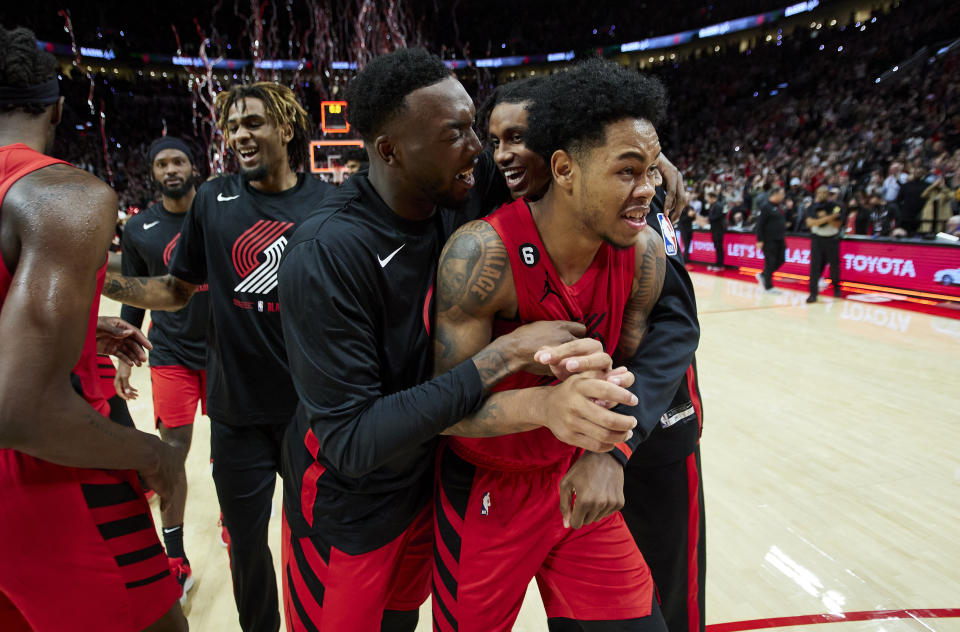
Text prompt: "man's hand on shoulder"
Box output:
[[658, 154, 687, 224]]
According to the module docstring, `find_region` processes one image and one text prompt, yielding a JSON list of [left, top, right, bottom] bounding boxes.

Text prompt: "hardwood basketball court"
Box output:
[[98, 268, 960, 631]]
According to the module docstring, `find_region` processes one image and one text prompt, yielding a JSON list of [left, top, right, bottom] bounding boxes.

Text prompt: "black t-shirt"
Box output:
[[168, 173, 333, 425], [120, 202, 208, 370], [279, 173, 483, 553]]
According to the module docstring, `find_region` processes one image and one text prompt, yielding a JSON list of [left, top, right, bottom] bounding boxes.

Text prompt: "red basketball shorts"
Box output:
[[0, 449, 180, 631], [433, 443, 656, 632], [150, 365, 206, 429], [281, 504, 432, 631]]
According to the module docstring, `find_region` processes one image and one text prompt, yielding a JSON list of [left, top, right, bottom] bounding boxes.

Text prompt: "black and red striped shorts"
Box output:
[[0, 449, 180, 631], [281, 506, 432, 631], [433, 443, 658, 632]]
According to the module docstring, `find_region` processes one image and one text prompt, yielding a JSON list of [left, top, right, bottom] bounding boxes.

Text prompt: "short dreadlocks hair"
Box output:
[[346, 48, 451, 141], [525, 58, 668, 164], [475, 76, 545, 145], [216, 82, 312, 170], [0, 26, 59, 115]]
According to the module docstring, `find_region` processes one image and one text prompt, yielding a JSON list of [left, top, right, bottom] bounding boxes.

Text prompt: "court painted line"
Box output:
[[699, 305, 801, 315], [706, 608, 960, 631]]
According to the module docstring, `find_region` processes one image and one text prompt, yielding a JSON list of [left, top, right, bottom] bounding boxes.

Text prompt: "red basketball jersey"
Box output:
[[448, 199, 635, 470], [0, 143, 109, 416]]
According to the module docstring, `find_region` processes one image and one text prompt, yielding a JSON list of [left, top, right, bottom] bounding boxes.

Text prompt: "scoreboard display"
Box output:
[[321, 100, 349, 134]]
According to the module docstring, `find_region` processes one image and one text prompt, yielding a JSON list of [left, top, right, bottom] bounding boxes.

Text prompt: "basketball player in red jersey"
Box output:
[[0, 26, 186, 632], [432, 59, 669, 631], [480, 79, 706, 632]]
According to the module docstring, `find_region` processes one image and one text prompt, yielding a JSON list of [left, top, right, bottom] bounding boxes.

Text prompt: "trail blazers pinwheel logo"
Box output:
[[162, 233, 180, 267], [232, 220, 294, 294]]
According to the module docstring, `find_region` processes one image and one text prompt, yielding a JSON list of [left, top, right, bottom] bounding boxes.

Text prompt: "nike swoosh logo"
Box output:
[[377, 244, 405, 268], [143, 221, 159, 230], [218, 193, 240, 202]]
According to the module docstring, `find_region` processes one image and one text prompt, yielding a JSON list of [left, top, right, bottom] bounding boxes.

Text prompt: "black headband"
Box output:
[[0, 77, 59, 106], [148, 137, 194, 165]]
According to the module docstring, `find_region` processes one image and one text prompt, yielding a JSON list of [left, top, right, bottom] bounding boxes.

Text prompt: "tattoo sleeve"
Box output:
[[102, 272, 195, 311], [433, 221, 513, 383], [615, 230, 667, 363], [442, 387, 543, 437]]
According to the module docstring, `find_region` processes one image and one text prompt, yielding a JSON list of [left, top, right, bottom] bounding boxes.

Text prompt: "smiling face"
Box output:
[[488, 101, 551, 200], [224, 97, 292, 182], [385, 76, 482, 209], [152, 148, 193, 199], [570, 117, 661, 249]]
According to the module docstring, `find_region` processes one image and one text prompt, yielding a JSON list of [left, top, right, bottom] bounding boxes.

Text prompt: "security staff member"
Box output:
[[805, 185, 843, 302]]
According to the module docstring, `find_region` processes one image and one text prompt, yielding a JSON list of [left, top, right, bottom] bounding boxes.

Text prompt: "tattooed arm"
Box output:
[[435, 221, 640, 450], [614, 227, 668, 364], [102, 272, 197, 311], [434, 220, 521, 382], [103, 186, 205, 311]]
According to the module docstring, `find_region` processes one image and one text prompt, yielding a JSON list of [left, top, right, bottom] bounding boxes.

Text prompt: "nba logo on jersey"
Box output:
[[657, 213, 678, 256], [257, 300, 264, 312], [481, 491, 491, 516]]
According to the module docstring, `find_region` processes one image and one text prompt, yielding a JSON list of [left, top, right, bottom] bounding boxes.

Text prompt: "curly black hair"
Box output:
[[475, 76, 546, 144], [215, 82, 312, 171], [525, 58, 668, 163], [345, 48, 451, 141], [0, 26, 59, 115]]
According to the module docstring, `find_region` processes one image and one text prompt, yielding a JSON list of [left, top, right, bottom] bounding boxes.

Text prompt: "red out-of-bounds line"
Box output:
[[706, 608, 960, 631]]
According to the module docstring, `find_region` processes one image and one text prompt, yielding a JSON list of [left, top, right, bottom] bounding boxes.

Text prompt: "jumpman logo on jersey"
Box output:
[[540, 274, 561, 304]]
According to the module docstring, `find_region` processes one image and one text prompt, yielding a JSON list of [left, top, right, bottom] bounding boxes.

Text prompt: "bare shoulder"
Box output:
[[436, 219, 515, 318], [3, 164, 116, 264], [6, 164, 117, 229]]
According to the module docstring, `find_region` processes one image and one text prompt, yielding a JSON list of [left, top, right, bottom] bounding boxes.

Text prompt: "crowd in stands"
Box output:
[[655, 0, 960, 238], [32, 0, 960, 237]]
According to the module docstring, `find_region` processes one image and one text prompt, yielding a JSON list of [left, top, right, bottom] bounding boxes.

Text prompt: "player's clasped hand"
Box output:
[[542, 373, 637, 453], [534, 338, 613, 381], [504, 320, 587, 375], [534, 339, 636, 392], [95, 316, 152, 367], [557, 451, 625, 529]]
